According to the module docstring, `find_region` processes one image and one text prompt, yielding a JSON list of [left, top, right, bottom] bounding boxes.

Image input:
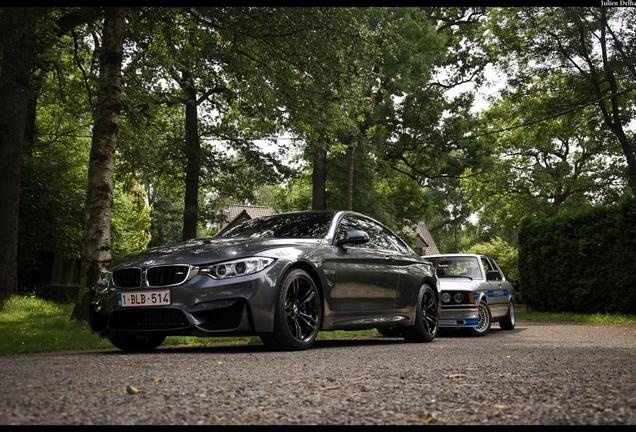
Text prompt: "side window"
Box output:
[[481, 257, 502, 280], [489, 258, 506, 280], [357, 218, 387, 250], [481, 257, 493, 273], [381, 227, 410, 254], [336, 216, 358, 240], [337, 216, 373, 249], [337, 216, 400, 252], [371, 223, 397, 252]]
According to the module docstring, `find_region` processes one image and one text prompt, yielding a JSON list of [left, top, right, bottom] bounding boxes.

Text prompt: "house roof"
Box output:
[[223, 205, 274, 222], [415, 221, 440, 256], [218, 205, 275, 234]]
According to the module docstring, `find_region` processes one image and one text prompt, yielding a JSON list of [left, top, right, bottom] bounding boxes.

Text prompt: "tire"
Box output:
[[403, 284, 438, 343], [499, 301, 516, 330], [259, 268, 322, 351], [109, 333, 166, 352], [467, 301, 491, 337], [377, 327, 402, 337]]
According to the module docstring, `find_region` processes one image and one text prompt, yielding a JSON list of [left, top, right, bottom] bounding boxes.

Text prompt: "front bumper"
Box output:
[[439, 306, 480, 328], [89, 260, 286, 337]]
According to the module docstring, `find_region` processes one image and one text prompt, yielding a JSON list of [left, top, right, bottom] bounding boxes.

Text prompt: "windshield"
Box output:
[[430, 256, 483, 279], [218, 212, 334, 239]]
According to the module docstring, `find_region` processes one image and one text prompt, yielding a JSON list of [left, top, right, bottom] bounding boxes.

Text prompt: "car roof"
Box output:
[[423, 253, 485, 259]]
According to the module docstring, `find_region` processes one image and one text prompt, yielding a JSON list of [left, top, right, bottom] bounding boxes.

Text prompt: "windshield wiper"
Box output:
[[440, 275, 474, 280]]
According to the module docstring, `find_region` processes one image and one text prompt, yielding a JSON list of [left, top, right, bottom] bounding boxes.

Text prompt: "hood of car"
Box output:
[[110, 237, 323, 269], [438, 279, 484, 291]]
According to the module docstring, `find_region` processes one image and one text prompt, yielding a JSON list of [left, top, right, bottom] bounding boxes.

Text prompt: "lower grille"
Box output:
[[109, 308, 190, 330]]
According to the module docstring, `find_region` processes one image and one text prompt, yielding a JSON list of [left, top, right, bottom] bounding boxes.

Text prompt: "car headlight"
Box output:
[[453, 293, 464, 303], [199, 257, 275, 280], [95, 270, 112, 294], [441, 292, 451, 303]]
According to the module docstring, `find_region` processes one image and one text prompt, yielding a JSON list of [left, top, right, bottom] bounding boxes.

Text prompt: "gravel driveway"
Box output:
[[0, 322, 634, 425]]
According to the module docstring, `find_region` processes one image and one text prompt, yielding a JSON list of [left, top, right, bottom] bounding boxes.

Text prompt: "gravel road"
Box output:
[[0, 322, 634, 425]]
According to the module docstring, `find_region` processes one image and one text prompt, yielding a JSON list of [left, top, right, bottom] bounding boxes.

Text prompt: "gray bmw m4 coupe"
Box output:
[[89, 211, 440, 351]]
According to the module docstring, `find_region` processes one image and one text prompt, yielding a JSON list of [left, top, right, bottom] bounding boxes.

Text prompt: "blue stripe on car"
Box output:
[[440, 317, 480, 327], [485, 289, 509, 297]]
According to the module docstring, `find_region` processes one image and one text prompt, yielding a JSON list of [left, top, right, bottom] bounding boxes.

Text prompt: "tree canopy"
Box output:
[[0, 6, 633, 309]]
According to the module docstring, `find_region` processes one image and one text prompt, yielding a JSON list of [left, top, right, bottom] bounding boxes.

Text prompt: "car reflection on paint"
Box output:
[[88, 210, 440, 351], [421, 254, 516, 336]]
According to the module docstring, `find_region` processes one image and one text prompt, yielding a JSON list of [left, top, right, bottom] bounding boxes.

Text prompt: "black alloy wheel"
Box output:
[[260, 268, 322, 350], [403, 284, 438, 342]]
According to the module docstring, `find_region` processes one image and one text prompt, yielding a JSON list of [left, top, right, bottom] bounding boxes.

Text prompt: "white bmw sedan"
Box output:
[[422, 254, 516, 336]]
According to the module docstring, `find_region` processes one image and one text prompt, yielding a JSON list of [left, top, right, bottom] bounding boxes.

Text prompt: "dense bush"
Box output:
[[518, 199, 636, 313]]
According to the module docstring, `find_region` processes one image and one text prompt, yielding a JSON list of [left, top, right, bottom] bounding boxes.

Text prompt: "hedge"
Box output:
[[518, 199, 636, 314]]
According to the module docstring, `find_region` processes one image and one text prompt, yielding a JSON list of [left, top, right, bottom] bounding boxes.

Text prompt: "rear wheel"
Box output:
[[109, 333, 166, 352], [467, 301, 491, 336], [499, 301, 516, 330], [260, 268, 322, 350], [403, 284, 438, 343]]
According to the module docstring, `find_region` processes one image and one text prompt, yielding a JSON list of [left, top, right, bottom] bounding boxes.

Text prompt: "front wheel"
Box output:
[[403, 284, 438, 343], [499, 301, 516, 330], [467, 301, 491, 336], [109, 333, 166, 352], [260, 268, 322, 351]]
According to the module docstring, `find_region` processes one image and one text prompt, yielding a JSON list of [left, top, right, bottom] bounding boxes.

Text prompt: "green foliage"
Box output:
[[16, 7, 636, 309], [273, 174, 313, 213], [18, 34, 93, 264], [487, 7, 636, 194], [518, 199, 636, 314], [146, 181, 185, 247], [464, 237, 519, 287], [111, 176, 152, 258], [462, 73, 629, 247]]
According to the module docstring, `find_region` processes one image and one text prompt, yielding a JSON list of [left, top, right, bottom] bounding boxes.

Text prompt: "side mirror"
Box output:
[[336, 230, 370, 246], [486, 270, 501, 281]]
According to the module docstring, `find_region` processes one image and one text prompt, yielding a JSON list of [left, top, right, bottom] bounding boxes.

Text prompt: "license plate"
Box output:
[[118, 290, 171, 307]]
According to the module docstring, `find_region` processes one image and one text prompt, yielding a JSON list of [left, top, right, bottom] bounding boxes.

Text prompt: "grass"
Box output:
[[0, 296, 113, 354], [2, 296, 634, 355], [516, 310, 636, 325], [0, 295, 377, 355]]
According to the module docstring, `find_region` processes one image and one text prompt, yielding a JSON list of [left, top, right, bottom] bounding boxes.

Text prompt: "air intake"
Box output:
[[109, 308, 190, 330]]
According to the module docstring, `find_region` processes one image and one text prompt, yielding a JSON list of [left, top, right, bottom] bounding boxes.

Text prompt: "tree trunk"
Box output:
[[72, 7, 127, 320], [311, 139, 327, 210], [611, 126, 636, 194], [181, 75, 201, 241], [346, 137, 358, 211], [0, 9, 39, 305]]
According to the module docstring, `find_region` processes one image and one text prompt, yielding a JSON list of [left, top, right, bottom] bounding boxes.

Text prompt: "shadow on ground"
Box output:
[[91, 326, 527, 356]]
